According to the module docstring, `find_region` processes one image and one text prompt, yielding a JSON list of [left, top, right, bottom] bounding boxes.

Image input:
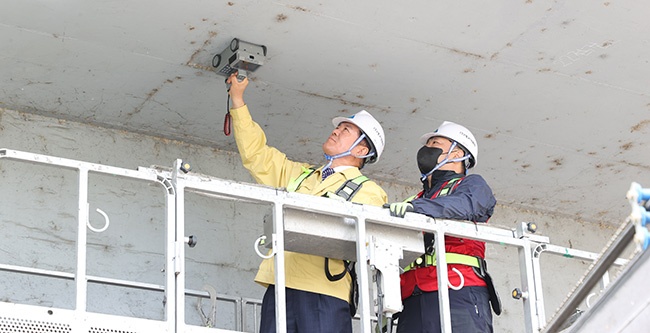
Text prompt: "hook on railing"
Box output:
[[254, 235, 274, 259], [585, 292, 597, 308], [87, 206, 110, 233]]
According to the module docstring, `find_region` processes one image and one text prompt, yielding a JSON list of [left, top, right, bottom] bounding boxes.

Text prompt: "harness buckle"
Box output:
[[472, 257, 487, 279]]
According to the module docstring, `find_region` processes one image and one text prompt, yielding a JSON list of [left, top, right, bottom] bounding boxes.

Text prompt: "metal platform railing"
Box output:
[[0, 149, 636, 333]]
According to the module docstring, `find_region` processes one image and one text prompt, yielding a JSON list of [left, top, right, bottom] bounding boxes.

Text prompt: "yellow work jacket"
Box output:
[[231, 105, 388, 302]]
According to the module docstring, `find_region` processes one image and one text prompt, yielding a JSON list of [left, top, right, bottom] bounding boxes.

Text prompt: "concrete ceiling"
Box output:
[[1, 0, 648, 226]]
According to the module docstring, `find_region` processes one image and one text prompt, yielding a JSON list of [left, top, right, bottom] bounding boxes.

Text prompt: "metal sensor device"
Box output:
[[212, 38, 267, 80]]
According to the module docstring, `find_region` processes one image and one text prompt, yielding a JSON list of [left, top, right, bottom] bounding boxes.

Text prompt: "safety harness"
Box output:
[[402, 176, 502, 315], [403, 177, 470, 272], [287, 166, 369, 316], [287, 166, 370, 200]]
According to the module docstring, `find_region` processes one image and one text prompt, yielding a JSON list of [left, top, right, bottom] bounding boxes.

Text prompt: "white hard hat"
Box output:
[[332, 110, 385, 164], [420, 121, 478, 168]]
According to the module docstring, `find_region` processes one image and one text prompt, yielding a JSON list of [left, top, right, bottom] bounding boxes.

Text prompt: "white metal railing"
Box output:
[[0, 148, 176, 333], [0, 149, 635, 333], [165, 157, 633, 333]]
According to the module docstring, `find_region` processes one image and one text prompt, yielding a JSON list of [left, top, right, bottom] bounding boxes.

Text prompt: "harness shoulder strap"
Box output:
[[422, 177, 465, 254], [430, 177, 464, 199], [324, 175, 370, 283], [286, 167, 316, 192], [333, 175, 369, 201]]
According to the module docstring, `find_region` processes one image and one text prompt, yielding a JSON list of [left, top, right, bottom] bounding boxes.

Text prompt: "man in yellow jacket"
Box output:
[[226, 72, 388, 333]]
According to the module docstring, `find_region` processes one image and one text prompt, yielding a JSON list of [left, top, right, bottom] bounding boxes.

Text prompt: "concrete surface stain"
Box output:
[[630, 120, 650, 132], [276, 14, 288, 22]]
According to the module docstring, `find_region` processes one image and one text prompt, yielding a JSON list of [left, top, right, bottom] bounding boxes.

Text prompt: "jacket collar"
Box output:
[[422, 170, 464, 193]]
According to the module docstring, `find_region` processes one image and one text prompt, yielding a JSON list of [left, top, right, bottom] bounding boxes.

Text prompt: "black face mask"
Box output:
[[417, 146, 443, 175]]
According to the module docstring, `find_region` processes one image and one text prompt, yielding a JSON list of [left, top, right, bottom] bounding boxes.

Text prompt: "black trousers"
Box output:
[[259, 285, 352, 333], [397, 286, 493, 333]]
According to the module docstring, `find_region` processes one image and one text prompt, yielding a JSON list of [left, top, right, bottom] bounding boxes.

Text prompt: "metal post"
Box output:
[[356, 217, 371, 333], [435, 229, 452, 333], [518, 240, 539, 332], [531, 244, 547, 326], [273, 202, 288, 333], [172, 159, 185, 333], [75, 167, 89, 312]]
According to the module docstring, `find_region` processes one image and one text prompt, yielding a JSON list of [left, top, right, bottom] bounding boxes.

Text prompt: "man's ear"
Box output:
[[355, 145, 370, 157], [451, 148, 465, 160]]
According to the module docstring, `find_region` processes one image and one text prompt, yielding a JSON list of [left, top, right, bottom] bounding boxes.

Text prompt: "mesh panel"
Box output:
[[0, 316, 72, 333], [88, 327, 137, 333]]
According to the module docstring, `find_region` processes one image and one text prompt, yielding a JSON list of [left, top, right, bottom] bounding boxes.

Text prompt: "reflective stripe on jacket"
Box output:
[[231, 105, 388, 302]]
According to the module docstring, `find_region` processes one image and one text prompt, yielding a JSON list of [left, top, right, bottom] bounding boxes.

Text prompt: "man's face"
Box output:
[[323, 122, 363, 155], [426, 136, 454, 163]]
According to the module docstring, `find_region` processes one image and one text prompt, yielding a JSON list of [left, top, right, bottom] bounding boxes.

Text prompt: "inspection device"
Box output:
[[212, 38, 267, 80]]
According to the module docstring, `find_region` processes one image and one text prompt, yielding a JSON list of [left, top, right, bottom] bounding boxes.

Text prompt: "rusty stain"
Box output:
[[185, 31, 218, 71], [450, 48, 484, 59], [630, 120, 650, 132], [463, 68, 474, 73], [585, 70, 593, 74], [127, 82, 167, 117], [297, 90, 390, 113], [276, 14, 288, 22], [538, 68, 551, 73], [620, 142, 633, 150], [290, 6, 308, 12], [484, 133, 494, 139]]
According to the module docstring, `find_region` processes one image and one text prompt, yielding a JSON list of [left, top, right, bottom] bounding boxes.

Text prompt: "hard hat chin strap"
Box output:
[[420, 141, 470, 181], [323, 133, 375, 169]]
